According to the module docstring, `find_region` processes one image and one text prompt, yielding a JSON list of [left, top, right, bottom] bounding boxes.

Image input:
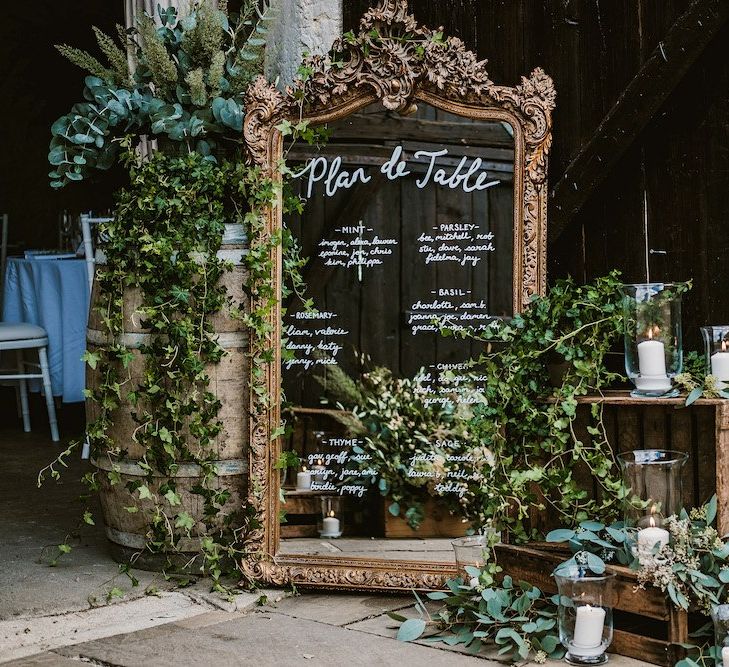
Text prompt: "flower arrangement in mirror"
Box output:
[[314, 361, 494, 529], [49, 1, 273, 188]]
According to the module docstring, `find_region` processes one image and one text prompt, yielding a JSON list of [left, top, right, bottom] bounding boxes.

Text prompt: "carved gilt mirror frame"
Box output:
[[241, 0, 555, 590]]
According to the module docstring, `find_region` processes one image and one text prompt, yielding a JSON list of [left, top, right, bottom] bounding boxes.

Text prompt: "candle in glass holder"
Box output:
[[636, 328, 671, 392], [722, 646, 729, 667], [296, 467, 312, 491], [321, 510, 340, 537], [572, 604, 606, 649], [637, 515, 669, 565], [711, 340, 729, 388]]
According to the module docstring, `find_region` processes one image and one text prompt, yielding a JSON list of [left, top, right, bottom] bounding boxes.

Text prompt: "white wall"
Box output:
[[265, 0, 343, 88]]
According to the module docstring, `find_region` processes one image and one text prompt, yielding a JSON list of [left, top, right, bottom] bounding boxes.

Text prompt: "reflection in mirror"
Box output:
[[278, 103, 515, 563]]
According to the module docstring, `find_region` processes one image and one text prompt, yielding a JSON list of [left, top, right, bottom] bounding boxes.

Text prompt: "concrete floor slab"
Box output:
[[263, 593, 412, 626], [0, 399, 175, 621], [52, 611, 487, 666], [0, 592, 207, 663]]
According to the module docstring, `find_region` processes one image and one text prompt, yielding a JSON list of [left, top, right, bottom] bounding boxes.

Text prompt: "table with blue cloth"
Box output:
[[2, 257, 89, 402]]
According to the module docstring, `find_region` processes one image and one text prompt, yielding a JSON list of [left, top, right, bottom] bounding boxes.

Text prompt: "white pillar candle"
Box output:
[[637, 522, 670, 565], [711, 343, 729, 388], [636, 332, 671, 391], [296, 468, 312, 491], [721, 645, 729, 667], [572, 604, 606, 649], [321, 511, 340, 537]]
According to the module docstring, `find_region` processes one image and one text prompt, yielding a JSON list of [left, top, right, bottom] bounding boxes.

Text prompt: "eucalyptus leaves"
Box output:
[[49, 1, 271, 188], [547, 496, 729, 613], [391, 576, 564, 663]]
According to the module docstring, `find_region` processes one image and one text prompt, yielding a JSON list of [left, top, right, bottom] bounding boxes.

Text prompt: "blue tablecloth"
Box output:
[[2, 257, 89, 402]]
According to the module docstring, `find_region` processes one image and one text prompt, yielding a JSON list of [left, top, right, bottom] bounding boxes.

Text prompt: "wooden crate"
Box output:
[[280, 490, 322, 538], [383, 497, 470, 538], [531, 392, 729, 536], [495, 542, 695, 667]]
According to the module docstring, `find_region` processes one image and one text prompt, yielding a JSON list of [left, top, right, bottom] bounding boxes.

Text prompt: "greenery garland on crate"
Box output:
[[392, 497, 729, 665]]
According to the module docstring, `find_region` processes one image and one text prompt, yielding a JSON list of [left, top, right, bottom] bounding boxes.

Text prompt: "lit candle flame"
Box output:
[[328, 510, 335, 518], [723, 340, 727, 352], [317, 459, 323, 465], [649, 515, 656, 528], [302, 466, 307, 472], [647, 328, 653, 340]]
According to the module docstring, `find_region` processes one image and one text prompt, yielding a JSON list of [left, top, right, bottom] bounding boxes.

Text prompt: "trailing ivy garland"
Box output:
[[84, 149, 250, 588]]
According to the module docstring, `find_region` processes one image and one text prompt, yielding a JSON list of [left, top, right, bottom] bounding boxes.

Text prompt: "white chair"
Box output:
[[0, 323, 59, 442], [80, 213, 113, 291]]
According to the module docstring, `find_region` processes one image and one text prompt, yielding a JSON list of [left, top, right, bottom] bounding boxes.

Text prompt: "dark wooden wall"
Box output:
[[0, 2, 126, 251], [345, 1, 729, 352]]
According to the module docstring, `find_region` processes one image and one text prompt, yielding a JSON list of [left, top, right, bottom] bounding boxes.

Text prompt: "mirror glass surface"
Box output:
[[278, 103, 515, 563]]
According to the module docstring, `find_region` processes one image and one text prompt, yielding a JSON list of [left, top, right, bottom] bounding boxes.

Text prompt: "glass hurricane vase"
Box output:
[[555, 567, 616, 665], [621, 283, 683, 398]]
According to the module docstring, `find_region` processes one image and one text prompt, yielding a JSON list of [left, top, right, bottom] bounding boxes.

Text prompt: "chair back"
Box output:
[[80, 213, 113, 292]]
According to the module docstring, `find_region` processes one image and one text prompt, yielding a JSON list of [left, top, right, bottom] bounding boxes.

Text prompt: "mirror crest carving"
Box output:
[[242, 0, 555, 589]]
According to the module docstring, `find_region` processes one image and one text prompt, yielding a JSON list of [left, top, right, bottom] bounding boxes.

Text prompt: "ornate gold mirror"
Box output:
[[242, 0, 555, 590]]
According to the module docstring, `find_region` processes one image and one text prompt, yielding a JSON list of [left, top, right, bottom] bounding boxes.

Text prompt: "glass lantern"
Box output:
[[618, 450, 687, 564], [712, 604, 729, 667], [451, 527, 500, 584], [701, 326, 729, 390], [555, 567, 616, 665], [621, 283, 683, 398], [319, 496, 343, 538]]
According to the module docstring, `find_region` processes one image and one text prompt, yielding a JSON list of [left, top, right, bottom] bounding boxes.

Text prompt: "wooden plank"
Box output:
[[399, 173, 438, 378], [550, 0, 729, 240], [642, 405, 668, 450], [611, 630, 671, 667], [330, 112, 514, 147], [670, 407, 695, 508], [617, 406, 642, 454], [716, 402, 729, 535]]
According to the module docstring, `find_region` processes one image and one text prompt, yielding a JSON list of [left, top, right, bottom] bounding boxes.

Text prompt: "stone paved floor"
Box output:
[[0, 391, 652, 666]]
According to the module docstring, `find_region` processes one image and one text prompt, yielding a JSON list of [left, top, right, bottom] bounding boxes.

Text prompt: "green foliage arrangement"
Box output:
[[76, 150, 257, 588], [391, 576, 563, 663], [547, 496, 729, 613], [49, 1, 272, 188], [461, 272, 627, 539], [316, 273, 627, 536], [674, 350, 729, 405], [315, 362, 489, 529]]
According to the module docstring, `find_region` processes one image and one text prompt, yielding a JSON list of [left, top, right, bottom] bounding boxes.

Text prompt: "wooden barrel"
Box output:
[[86, 223, 248, 568]]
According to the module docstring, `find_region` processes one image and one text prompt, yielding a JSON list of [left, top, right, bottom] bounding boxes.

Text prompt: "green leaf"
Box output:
[[396, 618, 426, 642], [686, 387, 703, 406], [107, 587, 125, 600], [546, 528, 575, 542], [388, 502, 400, 517], [83, 511, 95, 525], [579, 520, 605, 531], [706, 495, 718, 526], [175, 512, 195, 531], [586, 552, 606, 574]]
